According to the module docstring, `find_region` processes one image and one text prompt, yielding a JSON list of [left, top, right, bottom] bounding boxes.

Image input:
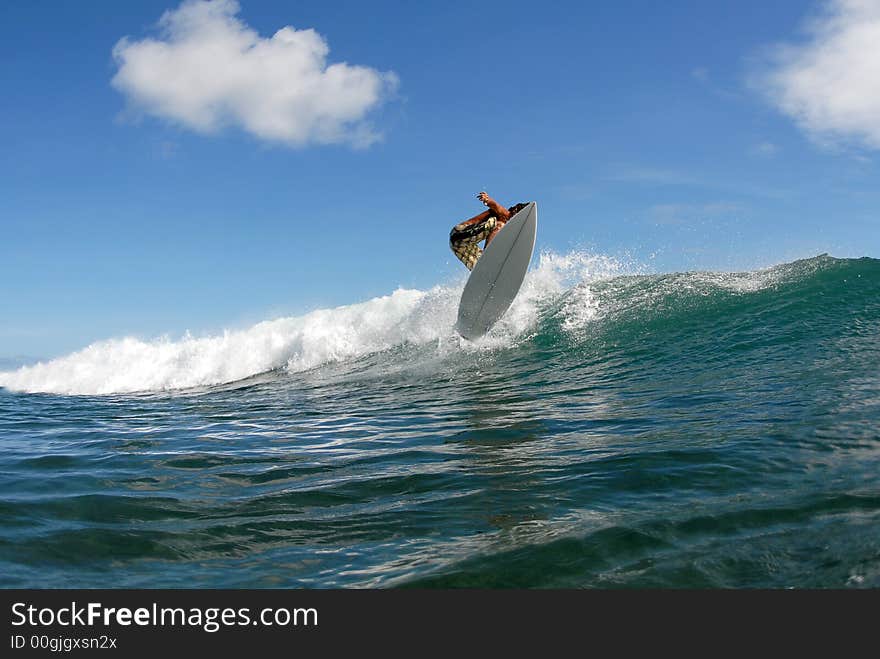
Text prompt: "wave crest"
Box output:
[[1, 253, 863, 396]]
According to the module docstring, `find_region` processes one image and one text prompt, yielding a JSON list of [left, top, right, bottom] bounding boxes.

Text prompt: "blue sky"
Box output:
[[2, 0, 879, 358]]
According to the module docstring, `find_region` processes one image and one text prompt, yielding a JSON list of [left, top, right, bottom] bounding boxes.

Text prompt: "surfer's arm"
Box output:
[[458, 209, 494, 227], [477, 192, 510, 221]]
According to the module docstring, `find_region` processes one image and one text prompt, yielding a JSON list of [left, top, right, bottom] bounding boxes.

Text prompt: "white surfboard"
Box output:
[[456, 201, 538, 340]]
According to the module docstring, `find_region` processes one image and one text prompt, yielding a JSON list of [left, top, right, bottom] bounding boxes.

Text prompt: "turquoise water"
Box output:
[[1, 254, 878, 587]]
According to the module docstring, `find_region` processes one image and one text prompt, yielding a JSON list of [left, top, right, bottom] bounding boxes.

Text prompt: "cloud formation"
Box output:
[[756, 0, 880, 150], [111, 0, 398, 147]]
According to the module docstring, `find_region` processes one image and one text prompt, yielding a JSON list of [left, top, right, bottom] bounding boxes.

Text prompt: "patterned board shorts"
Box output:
[[449, 215, 498, 271]]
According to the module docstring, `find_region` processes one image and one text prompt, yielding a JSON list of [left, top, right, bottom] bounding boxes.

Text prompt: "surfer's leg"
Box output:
[[450, 214, 497, 270], [451, 241, 482, 271], [485, 224, 503, 247]]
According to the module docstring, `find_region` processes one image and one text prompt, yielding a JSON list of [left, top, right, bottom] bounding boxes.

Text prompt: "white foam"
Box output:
[[0, 250, 627, 395], [540, 251, 630, 336]]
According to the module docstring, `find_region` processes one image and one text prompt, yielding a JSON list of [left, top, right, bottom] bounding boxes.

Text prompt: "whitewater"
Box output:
[[0, 250, 629, 395]]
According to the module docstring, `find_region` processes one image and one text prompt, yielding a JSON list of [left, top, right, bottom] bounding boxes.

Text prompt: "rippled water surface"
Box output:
[[1, 254, 878, 587]]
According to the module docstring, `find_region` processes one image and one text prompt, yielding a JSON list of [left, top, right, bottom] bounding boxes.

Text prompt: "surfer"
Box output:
[[449, 192, 529, 270]]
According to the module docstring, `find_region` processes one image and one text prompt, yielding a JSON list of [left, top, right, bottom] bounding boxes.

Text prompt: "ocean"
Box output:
[[1, 252, 878, 588]]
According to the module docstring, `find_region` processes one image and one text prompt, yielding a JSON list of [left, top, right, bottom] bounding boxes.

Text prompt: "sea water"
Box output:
[[1, 253, 878, 587]]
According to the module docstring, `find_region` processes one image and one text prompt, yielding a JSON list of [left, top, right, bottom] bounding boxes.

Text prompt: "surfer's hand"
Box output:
[[477, 191, 490, 206]]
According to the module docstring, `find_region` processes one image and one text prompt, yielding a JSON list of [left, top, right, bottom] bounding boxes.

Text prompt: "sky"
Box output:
[[2, 0, 879, 358]]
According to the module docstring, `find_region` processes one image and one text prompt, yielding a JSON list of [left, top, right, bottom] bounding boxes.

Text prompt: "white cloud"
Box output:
[[111, 0, 398, 147], [755, 0, 880, 150]]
